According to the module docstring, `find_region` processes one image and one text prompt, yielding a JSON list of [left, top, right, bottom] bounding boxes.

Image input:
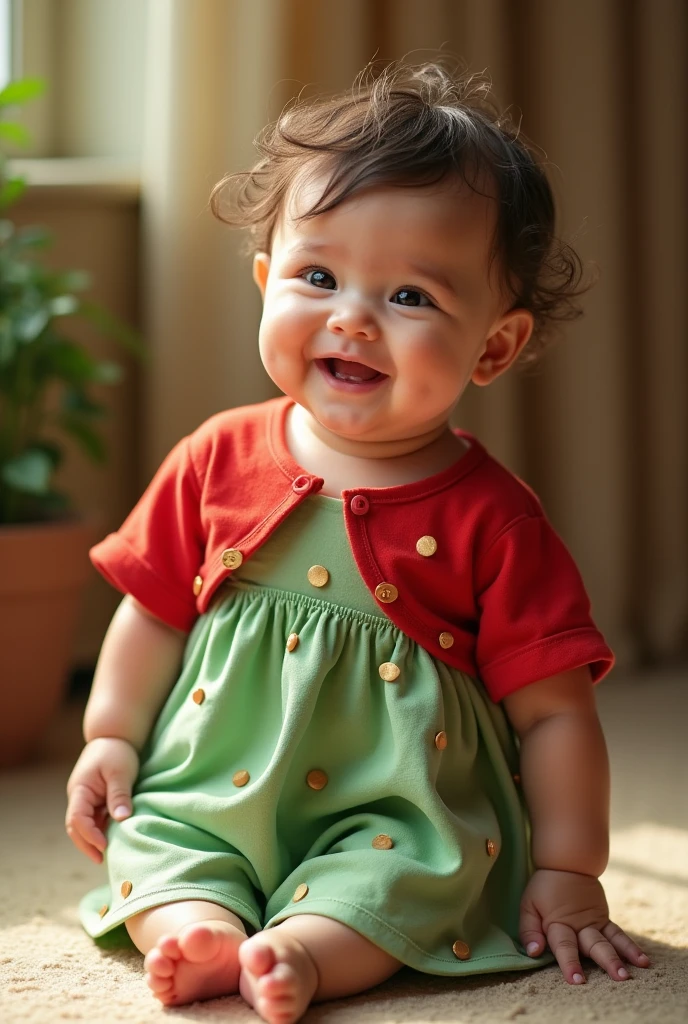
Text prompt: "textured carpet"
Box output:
[[1, 670, 686, 1023]]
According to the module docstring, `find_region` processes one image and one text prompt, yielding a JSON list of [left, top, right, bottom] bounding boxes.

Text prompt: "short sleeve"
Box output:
[[89, 436, 204, 632], [475, 515, 614, 701]]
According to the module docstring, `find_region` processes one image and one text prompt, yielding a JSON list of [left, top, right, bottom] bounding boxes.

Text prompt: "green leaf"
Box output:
[[43, 339, 98, 383], [62, 388, 107, 418], [59, 414, 107, 463], [0, 315, 15, 365], [0, 79, 46, 107], [0, 121, 32, 146], [91, 360, 124, 385], [14, 304, 50, 342], [55, 269, 90, 292], [79, 300, 146, 359], [50, 294, 79, 316], [27, 440, 63, 470], [1, 448, 53, 494], [15, 225, 51, 249], [0, 176, 26, 208]]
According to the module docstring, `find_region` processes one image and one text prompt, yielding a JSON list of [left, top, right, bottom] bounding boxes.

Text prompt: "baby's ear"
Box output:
[[252, 253, 271, 298], [471, 309, 534, 386]]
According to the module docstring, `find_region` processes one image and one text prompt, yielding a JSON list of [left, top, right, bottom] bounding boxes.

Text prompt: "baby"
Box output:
[[65, 61, 650, 1023]]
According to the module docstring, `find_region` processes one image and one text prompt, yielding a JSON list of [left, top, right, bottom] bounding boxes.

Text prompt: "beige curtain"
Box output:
[[139, 0, 687, 668]]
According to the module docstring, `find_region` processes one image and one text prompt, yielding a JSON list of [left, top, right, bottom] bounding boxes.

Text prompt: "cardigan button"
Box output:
[[292, 475, 311, 494], [192, 574, 203, 596], [375, 582, 398, 603], [221, 548, 243, 570], [307, 565, 329, 587], [350, 494, 369, 515], [416, 535, 437, 556], [438, 631, 454, 649]]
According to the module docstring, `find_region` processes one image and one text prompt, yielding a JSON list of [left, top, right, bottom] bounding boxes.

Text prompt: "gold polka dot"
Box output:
[[307, 565, 329, 587], [372, 834, 394, 850], [293, 883, 309, 902], [193, 575, 203, 596], [233, 770, 250, 787], [434, 730, 448, 750], [120, 881, 132, 898], [306, 769, 328, 790], [286, 632, 299, 652], [416, 535, 438, 557], [192, 688, 205, 704], [452, 939, 471, 960], [98, 904, 108, 918], [378, 662, 400, 682], [486, 838, 497, 857], [375, 582, 398, 603], [221, 548, 243, 570], [439, 631, 454, 649]]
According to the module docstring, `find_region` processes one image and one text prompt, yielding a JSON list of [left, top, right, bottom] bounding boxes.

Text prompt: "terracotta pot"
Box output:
[[0, 518, 96, 768]]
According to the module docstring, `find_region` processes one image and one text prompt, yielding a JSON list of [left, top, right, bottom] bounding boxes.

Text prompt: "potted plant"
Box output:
[[0, 79, 142, 767]]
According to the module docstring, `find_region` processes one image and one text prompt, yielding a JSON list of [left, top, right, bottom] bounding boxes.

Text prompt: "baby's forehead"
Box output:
[[272, 168, 499, 259]]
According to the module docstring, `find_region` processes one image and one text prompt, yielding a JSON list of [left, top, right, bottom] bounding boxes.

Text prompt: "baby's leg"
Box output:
[[239, 914, 402, 1024], [126, 899, 249, 1006]]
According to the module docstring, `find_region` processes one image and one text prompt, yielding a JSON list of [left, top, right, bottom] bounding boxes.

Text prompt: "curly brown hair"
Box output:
[[210, 60, 592, 361]]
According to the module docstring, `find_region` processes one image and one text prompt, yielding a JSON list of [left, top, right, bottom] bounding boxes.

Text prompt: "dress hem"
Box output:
[[265, 896, 554, 976]]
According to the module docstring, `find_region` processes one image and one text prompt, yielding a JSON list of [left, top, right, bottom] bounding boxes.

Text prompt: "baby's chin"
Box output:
[[306, 412, 438, 459]]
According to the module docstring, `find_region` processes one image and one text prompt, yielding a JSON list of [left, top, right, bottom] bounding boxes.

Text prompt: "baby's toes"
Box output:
[[258, 962, 298, 999], [156, 934, 182, 959], [145, 969, 174, 995], [239, 936, 278, 978], [143, 947, 175, 979]]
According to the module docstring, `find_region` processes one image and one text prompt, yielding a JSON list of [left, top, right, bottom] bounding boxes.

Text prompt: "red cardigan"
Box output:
[[90, 396, 613, 702]]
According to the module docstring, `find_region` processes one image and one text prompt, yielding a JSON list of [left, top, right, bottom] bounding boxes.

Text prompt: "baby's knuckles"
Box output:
[[522, 869, 610, 932]]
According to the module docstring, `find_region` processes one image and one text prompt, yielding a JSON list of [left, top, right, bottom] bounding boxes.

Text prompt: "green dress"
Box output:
[[80, 494, 553, 976]]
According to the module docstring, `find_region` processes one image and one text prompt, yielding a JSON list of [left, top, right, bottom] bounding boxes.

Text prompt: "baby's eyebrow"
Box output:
[[405, 262, 461, 297], [285, 241, 346, 260]]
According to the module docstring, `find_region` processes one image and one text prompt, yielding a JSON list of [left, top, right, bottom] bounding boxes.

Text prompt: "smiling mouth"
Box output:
[[320, 358, 387, 383]]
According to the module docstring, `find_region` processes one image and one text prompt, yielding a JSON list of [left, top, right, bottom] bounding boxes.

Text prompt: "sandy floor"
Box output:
[[1, 669, 686, 1023]]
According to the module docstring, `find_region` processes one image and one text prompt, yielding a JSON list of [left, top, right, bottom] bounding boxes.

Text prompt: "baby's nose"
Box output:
[[326, 305, 380, 341]]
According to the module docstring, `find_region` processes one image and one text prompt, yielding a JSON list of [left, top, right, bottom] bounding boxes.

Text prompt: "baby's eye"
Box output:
[[303, 268, 336, 290], [391, 288, 431, 307]]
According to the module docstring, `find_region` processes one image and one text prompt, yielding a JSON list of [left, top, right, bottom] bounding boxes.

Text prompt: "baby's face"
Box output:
[[253, 174, 530, 449]]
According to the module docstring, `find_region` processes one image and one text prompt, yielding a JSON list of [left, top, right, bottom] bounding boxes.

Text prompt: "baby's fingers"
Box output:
[[578, 926, 631, 981], [600, 922, 651, 969], [546, 923, 587, 985], [65, 785, 108, 864]]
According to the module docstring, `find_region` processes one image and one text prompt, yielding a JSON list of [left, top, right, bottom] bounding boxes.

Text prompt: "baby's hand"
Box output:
[[519, 868, 651, 984], [65, 737, 139, 864]]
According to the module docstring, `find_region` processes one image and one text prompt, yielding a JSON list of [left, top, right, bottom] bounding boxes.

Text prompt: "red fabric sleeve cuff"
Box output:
[[481, 627, 615, 701], [90, 533, 197, 633]]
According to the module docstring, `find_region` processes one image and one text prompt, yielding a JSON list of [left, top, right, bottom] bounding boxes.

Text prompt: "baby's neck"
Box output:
[[285, 404, 469, 497]]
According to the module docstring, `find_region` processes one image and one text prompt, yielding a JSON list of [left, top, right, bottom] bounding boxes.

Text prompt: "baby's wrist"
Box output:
[[532, 865, 602, 880]]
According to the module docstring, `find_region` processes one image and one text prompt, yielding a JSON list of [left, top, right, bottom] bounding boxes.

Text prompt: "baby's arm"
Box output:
[[82, 595, 187, 750], [503, 669, 650, 983], [66, 596, 187, 862]]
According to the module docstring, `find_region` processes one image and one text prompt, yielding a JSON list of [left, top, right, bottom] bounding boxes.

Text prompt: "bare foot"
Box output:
[[144, 918, 247, 1006], [239, 930, 319, 1024]]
